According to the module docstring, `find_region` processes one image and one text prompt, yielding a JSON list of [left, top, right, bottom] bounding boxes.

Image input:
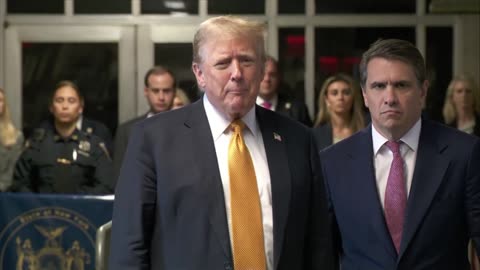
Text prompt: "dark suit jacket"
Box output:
[[276, 95, 313, 127], [112, 115, 146, 187], [312, 123, 333, 151], [319, 119, 480, 269], [109, 99, 333, 270], [81, 117, 114, 155], [447, 113, 480, 137]]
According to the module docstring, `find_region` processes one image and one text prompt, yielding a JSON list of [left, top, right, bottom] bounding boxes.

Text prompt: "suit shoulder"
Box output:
[[425, 119, 479, 146], [263, 106, 310, 132], [320, 127, 367, 156], [117, 115, 145, 132], [136, 106, 192, 136]]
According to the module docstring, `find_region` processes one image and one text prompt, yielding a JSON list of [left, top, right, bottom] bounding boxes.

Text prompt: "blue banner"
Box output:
[[0, 192, 113, 270]]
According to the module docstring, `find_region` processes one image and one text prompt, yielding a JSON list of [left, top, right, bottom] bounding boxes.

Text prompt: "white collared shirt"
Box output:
[[256, 94, 278, 111], [372, 119, 421, 209], [204, 95, 273, 270]]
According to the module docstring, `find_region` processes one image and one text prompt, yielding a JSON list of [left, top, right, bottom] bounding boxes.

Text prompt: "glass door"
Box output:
[[5, 25, 135, 136]]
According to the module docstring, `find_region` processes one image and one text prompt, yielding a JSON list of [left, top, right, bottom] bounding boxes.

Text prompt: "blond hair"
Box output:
[[192, 15, 266, 65], [175, 88, 191, 106], [442, 74, 480, 124], [0, 88, 21, 146], [314, 74, 365, 132]]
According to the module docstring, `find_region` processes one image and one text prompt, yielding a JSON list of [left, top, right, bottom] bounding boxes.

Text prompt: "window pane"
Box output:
[[428, 0, 480, 13], [316, 0, 415, 14], [142, 0, 198, 14], [279, 0, 305, 14], [278, 28, 306, 101], [314, 27, 415, 113], [8, 0, 63, 14], [425, 27, 453, 122], [208, 0, 264, 14], [155, 43, 199, 103], [75, 0, 131, 14], [22, 43, 118, 137]]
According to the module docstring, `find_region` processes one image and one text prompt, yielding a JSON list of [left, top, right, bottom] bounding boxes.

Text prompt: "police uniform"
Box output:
[[11, 127, 113, 194]]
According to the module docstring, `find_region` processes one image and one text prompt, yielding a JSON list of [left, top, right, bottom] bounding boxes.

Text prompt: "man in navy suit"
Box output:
[[320, 39, 480, 269], [257, 56, 312, 127], [109, 16, 333, 270]]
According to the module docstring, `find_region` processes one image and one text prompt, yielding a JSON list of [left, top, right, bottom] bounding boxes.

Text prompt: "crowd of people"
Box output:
[[0, 14, 479, 270]]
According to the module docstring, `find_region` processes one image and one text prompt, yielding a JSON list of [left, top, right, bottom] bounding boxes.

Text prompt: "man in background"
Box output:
[[112, 66, 176, 186], [257, 56, 312, 126]]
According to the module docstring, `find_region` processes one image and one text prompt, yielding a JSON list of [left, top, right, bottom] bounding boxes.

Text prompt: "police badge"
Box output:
[[78, 141, 90, 152]]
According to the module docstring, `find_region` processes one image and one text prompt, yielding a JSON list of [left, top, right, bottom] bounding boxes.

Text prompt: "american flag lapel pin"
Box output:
[[273, 132, 282, 142]]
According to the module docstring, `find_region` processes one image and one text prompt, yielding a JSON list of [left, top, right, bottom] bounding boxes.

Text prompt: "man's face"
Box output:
[[192, 36, 264, 120], [50, 86, 84, 125], [363, 58, 427, 140], [259, 60, 279, 99], [144, 73, 176, 113]]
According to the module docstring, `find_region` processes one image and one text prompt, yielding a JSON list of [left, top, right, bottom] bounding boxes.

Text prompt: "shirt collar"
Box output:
[[76, 115, 83, 130], [372, 118, 422, 155], [204, 94, 258, 141], [256, 94, 278, 109], [53, 128, 81, 142]]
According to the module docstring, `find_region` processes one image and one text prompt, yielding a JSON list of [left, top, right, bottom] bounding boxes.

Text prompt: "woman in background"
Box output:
[[0, 88, 24, 191], [442, 74, 480, 137], [313, 73, 365, 150], [172, 88, 191, 110]]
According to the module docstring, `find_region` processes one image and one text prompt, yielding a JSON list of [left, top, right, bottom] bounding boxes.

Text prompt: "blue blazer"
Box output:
[[109, 99, 333, 270], [320, 119, 480, 269]]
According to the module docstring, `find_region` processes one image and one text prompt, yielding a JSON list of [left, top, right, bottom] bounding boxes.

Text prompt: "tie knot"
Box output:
[[262, 101, 272, 110], [230, 120, 246, 134], [385, 141, 401, 155]]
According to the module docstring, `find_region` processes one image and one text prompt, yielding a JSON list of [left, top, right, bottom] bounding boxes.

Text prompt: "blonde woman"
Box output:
[[442, 74, 480, 137], [313, 73, 365, 150], [172, 88, 191, 110], [0, 88, 24, 191]]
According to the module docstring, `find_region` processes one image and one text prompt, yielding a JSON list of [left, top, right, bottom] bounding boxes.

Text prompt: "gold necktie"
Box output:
[[229, 120, 266, 270]]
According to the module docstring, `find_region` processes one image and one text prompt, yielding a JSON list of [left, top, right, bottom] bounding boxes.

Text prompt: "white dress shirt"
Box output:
[[372, 119, 421, 209], [204, 95, 274, 270], [256, 95, 278, 111]]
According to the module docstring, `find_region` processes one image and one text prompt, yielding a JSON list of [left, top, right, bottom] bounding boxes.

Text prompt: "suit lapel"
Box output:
[[399, 120, 450, 258], [348, 127, 398, 258], [256, 107, 291, 270], [184, 100, 232, 260]]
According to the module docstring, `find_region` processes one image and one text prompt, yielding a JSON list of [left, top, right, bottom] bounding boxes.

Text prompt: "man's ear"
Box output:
[[421, 80, 429, 98], [192, 63, 206, 90]]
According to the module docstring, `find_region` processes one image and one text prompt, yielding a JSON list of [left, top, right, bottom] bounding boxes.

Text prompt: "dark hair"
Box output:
[[143, 66, 177, 88], [359, 39, 426, 89], [51, 80, 84, 104]]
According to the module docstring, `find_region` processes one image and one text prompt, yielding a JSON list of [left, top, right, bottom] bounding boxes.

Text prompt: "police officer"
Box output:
[[11, 80, 113, 194]]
